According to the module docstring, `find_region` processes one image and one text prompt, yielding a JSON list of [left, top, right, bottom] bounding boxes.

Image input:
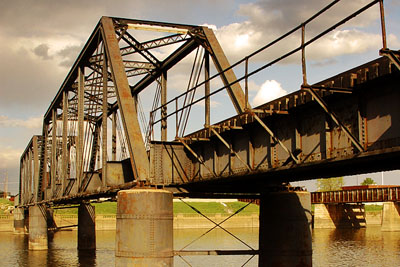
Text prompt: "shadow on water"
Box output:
[[78, 249, 96, 266]]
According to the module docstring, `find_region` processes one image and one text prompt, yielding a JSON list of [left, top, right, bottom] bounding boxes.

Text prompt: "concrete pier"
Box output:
[[28, 205, 48, 250], [381, 202, 400, 231], [115, 189, 173, 266], [259, 191, 312, 267], [13, 207, 26, 234], [78, 203, 96, 250], [313, 203, 366, 229]]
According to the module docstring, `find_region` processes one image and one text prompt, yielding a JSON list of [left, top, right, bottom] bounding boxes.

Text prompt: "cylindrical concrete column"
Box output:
[[78, 203, 96, 250], [115, 189, 173, 266], [28, 205, 48, 250], [259, 190, 312, 267], [14, 207, 26, 234]]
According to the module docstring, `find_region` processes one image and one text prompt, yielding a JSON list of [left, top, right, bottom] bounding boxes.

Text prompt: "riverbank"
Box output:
[[0, 213, 260, 232], [0, 211, 384, 232]]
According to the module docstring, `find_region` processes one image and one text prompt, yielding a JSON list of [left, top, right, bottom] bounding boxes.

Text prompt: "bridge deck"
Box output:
[[311, 186, 400, 204]]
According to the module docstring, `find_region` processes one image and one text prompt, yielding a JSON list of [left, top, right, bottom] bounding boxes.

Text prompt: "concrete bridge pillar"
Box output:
[[313, 203, 366, 229], [115, 189, 173, 266], [78, 203, 96, 250], [259, 190, 312, 267], [381, 202, 400, 231], [28, 205, 48, 250], [13, 207, 26, 234]]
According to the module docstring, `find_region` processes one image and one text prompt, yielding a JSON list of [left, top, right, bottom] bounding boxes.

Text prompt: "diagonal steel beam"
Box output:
[[202, 27, 249, 114], [304, 86, 365, 152], [177, 139, 216, 178], [90, 34, 189, 63], [130, 39, 199, 96], [380, 49, 400, 71], [252, 113, 300, 164], [101, 16, 150, 181], [210, 128, 252, 171], [117, 29, 160, 67]]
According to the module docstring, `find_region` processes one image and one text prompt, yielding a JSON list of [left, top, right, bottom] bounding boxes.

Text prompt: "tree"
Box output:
[[361, 177, 376, 185], [316, 177, 344, 192]]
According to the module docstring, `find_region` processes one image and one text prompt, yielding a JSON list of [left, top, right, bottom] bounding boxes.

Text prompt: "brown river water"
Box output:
[[0, 226, 399, 266]]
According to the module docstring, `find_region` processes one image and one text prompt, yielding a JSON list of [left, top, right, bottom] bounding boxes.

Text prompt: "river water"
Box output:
[[0, 226, 399, 266]]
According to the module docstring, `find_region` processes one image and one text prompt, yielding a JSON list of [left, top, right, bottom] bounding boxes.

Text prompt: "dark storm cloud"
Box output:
[[58, 45, 83, 68], [33, 44, 52, 60]]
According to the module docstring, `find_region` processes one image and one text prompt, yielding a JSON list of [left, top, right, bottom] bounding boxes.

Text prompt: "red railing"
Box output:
[[311, 186, 400, 204]]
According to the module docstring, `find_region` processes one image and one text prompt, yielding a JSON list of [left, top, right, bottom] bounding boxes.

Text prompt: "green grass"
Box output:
[[53, 201, 259, 215], [0, 198, 13, 205], [365, 204, 383, 212], [0, 198, 13, 214]]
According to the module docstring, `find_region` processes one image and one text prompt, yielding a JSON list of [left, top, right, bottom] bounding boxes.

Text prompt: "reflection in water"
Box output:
[[0, 226, 399, 266], [313, 226, 400, 266], [78, 250, 96, 266]]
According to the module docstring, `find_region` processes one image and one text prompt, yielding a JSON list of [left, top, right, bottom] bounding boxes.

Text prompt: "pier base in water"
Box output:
[[78, 203, 96, 250], [314, 203, 366, 229], [13, 207, 26, 234], [381, 202, 400, 231], [259, 191, 312, 267], [115, 189, 173, 266], [28, 205, 48, 250]]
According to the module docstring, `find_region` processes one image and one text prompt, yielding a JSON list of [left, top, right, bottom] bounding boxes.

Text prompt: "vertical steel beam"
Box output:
[[41, 124, 49, 201], [305, 87, 364, 152], [28, 148, 32, 201], [101, 17, 149, 180], [51, 109, 57, 197], [102, 56, 108, 188], [161, 71, 167, 141], [22, 155, 27, 204], [77, 67, 85, 191], [210, 128, 251, 171], [253, 114, 300, 164], [379, 0, 387, 49], [202, 27, 249, 114], [61, 91, 69, 195], [112, 112, 117, 161], [18, 158, 22, 205], [204, 51, 210, 127], [301, 24, 308, 86], [33, 136, 39, 201]]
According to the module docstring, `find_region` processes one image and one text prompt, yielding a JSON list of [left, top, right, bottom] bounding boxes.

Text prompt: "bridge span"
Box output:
[[15, 0, 400, 266]]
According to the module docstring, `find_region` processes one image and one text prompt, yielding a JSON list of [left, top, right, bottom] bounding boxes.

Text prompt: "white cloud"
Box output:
[[212, 0, 399, 64], [252, 80, 287, 106], [0, 116, 42, 129]]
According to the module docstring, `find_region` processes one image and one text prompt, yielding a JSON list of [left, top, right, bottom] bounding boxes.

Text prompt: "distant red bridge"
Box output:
[[311, 185, 400, 204], [240, 185, 400, 205]]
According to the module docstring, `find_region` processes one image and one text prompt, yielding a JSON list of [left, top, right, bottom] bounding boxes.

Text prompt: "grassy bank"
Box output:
[[53, 201, 259, 215], [311, 204, 383, 213], [0, 198, 14, 214], [365, 204, 383, 212]]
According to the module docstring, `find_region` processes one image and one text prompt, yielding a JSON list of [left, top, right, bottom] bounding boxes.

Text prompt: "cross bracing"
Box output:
[[17, 0, 400, 206]]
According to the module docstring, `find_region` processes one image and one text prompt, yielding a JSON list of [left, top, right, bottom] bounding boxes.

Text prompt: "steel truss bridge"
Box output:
[[311, 186, 400, 204], [18, 0, 400, 206]]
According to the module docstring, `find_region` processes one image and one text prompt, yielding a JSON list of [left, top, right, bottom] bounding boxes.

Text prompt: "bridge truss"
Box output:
[[18, 0, 400, 206]]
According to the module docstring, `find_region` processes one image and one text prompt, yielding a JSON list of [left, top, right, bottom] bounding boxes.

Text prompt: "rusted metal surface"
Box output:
[[115, 189, 173, 265], [311, 186, 400, 204], [18, 0, 400, 205], [202, 27, 248, 113], [101, 17, 150, 181]]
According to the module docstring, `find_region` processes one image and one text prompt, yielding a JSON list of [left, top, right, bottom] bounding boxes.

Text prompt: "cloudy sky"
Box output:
[[1, 0, 399, 194]]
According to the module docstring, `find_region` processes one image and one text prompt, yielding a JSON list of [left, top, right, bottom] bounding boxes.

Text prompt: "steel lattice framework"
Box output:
[[18, 0, 400, 206]]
